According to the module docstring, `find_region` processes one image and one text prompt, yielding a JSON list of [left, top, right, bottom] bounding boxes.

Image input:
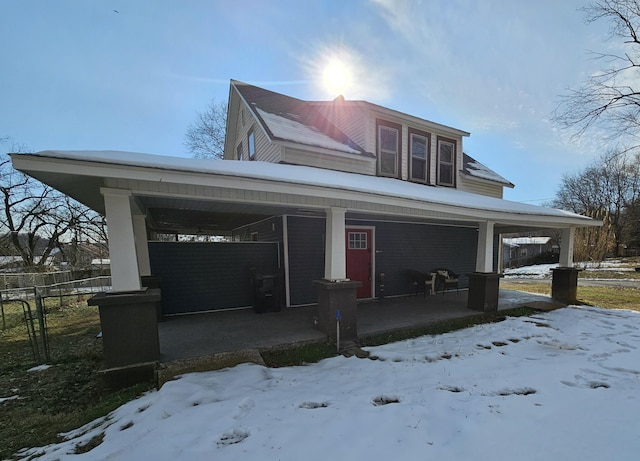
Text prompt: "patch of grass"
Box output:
[[260, 342, 337, 367], [0, 298, 151, 460], [500, 280, 550, 296], [501, 280, 640, 312], [580, 270, 640, 280], [360, 307, 537, 348]]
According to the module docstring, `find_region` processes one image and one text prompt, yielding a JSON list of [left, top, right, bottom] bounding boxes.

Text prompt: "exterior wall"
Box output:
[[284, 216, 478, 305], [148, 241, 280, 314], [355, 220, 477, 297], [286, 216, 325, 305], [315, 102, 367, 148], [234, 104, 282, 162], [282, 147, 375, 176], [458, 177, 504, 198]]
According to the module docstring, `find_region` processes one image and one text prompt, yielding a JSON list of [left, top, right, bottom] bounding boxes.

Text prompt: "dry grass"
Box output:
[[0, 298, 151, 459], [500, 280, 640, 313]]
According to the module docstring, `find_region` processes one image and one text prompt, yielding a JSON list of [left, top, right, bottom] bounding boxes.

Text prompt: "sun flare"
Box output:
[[322, 58, 351, 96]]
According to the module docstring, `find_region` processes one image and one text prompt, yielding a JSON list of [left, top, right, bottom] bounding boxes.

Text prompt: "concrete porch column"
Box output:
[[133, 213, 151, 277], [314, 207, 360, 345], [468, 221, 501, 312], [91, 189, 160, 387], [324, 207, 347, 281], [101, 188, 141, 292], [552, 227, 580, 303]]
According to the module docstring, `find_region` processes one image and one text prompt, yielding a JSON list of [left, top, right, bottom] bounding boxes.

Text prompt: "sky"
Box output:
[[0, 0, 619, 205], [13, 302, 640, 460]]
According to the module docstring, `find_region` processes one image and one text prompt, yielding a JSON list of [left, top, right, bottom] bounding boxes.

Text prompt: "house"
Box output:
[[502, 236, 558, 269], [9, 80, 601, 371]]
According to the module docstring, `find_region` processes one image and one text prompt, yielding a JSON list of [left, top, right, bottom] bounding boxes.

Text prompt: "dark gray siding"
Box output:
[[148, 241, 279, 315], [284, 217, 478, 304], [287, 216, 325, 305], [233, 216, 282, 243], [349, 220, 477, 297]]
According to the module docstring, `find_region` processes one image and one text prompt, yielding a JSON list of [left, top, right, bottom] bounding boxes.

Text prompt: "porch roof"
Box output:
[[10, 150, 600, 233]]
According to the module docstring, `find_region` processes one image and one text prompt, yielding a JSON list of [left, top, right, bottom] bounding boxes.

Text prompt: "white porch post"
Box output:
[[101, 188, 142, 292], [324, 207, 347, 281], [476, 221, 495, 273], [133, 213, 151, 277], [559, 227, 575, 268]]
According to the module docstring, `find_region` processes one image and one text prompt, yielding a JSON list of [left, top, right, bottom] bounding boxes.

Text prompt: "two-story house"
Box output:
[[10, 80, 599, 339], [223, 80, 522, 305]]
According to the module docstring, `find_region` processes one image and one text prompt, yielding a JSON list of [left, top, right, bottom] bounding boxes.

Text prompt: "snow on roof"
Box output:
[[256, 108, 361, 155], [462, 153, 514, 187], [21, 150, 595, 223], [503, 237, 552, 247]]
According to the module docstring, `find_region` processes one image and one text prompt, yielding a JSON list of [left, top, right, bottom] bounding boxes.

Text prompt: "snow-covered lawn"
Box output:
[[17, 306, 640, 460]]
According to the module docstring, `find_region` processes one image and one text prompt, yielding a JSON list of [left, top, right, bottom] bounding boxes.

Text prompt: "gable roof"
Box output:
[[462, 153, 515, 188], [232, 80, 372, 157]]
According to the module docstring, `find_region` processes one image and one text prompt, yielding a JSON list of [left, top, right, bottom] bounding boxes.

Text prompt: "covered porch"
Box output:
[[157, 288, 560, 362], [10, 150, 601, 377]]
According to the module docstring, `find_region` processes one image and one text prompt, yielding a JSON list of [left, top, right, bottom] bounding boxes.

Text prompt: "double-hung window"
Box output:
[[377, 120, 401, 177], [437, 137, 456, 187], [409, 128, 429, 183]]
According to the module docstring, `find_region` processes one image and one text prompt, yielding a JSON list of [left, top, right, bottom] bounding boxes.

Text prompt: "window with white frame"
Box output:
[[248, 130, 256, 160], [437, 138, 456, 187], [377, 120, 400, 177], [409, 128, 429, 182], [348, 232, 368, 249]]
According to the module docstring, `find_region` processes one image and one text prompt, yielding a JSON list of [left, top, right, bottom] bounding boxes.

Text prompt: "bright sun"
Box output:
[[322, 58, 352, 96]]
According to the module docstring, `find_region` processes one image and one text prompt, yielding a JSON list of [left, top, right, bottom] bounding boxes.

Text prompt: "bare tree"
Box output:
[[552, 150, 640, 255], [184, 99, 228, 159], [0, 153, 107, 270], [553, 0, 640, 147]]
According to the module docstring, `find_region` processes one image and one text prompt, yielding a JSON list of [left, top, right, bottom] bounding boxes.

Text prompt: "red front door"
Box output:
[[346, 228, 372, 298]]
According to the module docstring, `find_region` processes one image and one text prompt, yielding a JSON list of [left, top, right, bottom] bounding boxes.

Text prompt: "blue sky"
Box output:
[[0, 0, 614, 204]]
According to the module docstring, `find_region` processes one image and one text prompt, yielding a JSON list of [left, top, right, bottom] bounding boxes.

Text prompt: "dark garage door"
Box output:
[[148, 241, 280, 315]]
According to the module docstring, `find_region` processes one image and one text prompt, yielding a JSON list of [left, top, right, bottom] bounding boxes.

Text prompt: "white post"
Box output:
[[133, 214, 151, 277], [476, 221, 495, 273], [559, 227, 575, 268], [101, 188, 141, 292], [324, 207, 347, 281]]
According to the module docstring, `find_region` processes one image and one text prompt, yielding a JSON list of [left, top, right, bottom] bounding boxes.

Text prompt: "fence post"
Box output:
[[33, 287, 50, 362]]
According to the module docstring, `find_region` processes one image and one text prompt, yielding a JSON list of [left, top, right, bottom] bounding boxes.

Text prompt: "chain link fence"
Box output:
[[0, 276, 112, 363]]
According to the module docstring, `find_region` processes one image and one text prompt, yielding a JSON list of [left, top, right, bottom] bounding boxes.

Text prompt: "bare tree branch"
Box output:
[[184, 99, 228, 159]]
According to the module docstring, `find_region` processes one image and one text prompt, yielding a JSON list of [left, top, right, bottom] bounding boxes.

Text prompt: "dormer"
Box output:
[[224, 80, 513, 198]]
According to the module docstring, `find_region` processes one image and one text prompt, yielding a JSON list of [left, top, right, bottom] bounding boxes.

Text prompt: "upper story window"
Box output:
[[437, 137, 456, 187], [409, 128, 429, 183], [236, 142, 243, 160], [376, 119, 401, 178], [248, 130, 256, 160]]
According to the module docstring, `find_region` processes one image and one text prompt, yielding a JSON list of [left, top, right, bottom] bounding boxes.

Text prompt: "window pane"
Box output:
[[411, 134, 427, 159], [349, 232, 367, 249], [381, 152, 397, 175], [440, 164, 453, 185], [412, 158, 426, 180], [248, 131, 255, 159], [439, 142, 453, 163], [380, 126, 398, 151]]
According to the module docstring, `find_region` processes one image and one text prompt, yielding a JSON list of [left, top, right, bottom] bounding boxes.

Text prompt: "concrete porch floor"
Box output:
[[157, 289, 560, 363]]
